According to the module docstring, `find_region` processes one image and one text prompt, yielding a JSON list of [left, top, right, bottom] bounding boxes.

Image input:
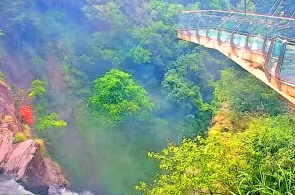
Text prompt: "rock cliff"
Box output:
[[0, 81, 67, 194]]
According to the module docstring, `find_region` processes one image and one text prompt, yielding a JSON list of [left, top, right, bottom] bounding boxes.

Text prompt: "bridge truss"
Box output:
[[178, 10, 295, 103]]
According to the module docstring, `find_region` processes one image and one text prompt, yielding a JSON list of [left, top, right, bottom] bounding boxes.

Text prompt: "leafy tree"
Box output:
[[13, 132, 27, 143], [131, 21, 176, 69], [83, 1, 131, 30], [12, 79, 47, 107], [136, 136, 245, 194], [0, 0, 40, 46], [2, 1, 293, 194], [233, 115, 295, 193], [128, 46, 151, 65], [162, 52, 217, 112], [136, 115, 295, 194], [35, 11, 68, 41], [162, 69, 202, 111], [27, 79, 67, 131], [212, 69, 287, 115], [35, 112, 67, 132], [89, 69, 154, 123], [181, 112, 212, 137], [146, 0, 184, 26], [29, 79, 47, 98]]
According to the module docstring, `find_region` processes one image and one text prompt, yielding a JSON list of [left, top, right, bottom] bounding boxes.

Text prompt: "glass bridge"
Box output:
[[177, 10, 295, 103]]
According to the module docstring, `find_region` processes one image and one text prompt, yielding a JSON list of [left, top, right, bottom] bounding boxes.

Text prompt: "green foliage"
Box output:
[[13, 132, 27, 143], [32, 56, 44, 66], [196, 0, 230, 9], [89, 69, 154, 124], [162, 52, 215, 111], [131, 21, 175, 68], [29, 79, 47, 98], [83, 1, 130, 30], [2, 0, 291, 194], [0, 71, 4, 82], [233, 166, 295, 195], [61, 62, 89, 96], [35, 11, 67, 40], [28, 79, 67, 132], [136, 136, 242, 194], [146, 0, 184, 25], [160, 50, 219, 137], [181, 112, 212, 137], [137, 115, 295, 194], [100, 48, 125, 66], [35, 112, 67, 132], [129, 46, 151, 65], [162, 69, 201, 109], [233, 115, 295, 194], [212, 69, 287, 115]]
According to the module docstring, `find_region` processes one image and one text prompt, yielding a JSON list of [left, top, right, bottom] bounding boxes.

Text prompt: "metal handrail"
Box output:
[[185, 13, 294, 38], [189, 12, 279, 26], [181, 10, 295, 21], [177, 10, 295, 92]]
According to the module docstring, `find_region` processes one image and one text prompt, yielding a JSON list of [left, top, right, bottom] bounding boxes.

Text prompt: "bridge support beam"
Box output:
[[178, 31, 295, 104]]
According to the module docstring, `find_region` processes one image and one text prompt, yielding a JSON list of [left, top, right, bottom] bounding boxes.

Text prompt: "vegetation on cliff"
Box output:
[[13, 79, 67, 132], [0, 0, 294, 194], [0, 81, 67, 194], [136, 64, 294, 194], [89, 69, 154, 124], [137, 109, 295, 194]]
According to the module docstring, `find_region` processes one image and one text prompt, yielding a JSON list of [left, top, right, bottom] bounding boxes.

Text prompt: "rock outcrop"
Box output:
[[0, 81, 67, 194]]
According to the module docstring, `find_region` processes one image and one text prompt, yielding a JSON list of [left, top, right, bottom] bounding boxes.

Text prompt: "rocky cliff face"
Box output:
[[0, 81, 67, 194]]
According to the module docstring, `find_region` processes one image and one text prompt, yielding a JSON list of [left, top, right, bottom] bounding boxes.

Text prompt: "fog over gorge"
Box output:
[[0, 0, 294, 195]]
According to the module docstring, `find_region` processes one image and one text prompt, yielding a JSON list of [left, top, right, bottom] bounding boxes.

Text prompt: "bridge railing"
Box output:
[[278, 41, 295, 85], [178, 10, 295, 86]]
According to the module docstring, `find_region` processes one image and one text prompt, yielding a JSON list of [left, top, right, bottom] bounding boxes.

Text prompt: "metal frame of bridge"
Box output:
[[178, 10, 295, 104]]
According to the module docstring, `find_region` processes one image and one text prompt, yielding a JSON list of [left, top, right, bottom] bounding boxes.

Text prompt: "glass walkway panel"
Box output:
[[177, 10, 295, 104]]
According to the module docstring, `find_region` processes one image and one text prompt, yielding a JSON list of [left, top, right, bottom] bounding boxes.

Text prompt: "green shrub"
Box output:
[[13, 132, 27, 143]]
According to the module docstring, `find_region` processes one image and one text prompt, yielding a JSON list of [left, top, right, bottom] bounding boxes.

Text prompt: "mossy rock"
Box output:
[[13, 132, 27, 143], [35, 139, 46, 155]]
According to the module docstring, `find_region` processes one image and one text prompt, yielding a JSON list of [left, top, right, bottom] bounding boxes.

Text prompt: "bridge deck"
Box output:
[[178, 10, 295, 104]]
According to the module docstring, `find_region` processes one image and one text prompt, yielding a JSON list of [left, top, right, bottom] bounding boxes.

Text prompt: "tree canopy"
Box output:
[[212, 69, 287, 115], [28, 79, 67, 132], [136, 115, 295, 194], [29, 79, 47, 98], [89, 69, 154, 123], [0, 0, 293, 194]]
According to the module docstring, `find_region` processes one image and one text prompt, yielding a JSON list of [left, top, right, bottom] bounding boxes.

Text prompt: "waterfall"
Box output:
[[0, 175, 93, 195], [0, 175, 33, 195]]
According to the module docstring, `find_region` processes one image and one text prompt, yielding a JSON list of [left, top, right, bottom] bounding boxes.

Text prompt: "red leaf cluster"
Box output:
[[20, 106, 34, 125]]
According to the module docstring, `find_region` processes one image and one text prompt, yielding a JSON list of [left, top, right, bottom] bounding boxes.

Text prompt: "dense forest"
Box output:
[[0, 0, 295, 194]]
